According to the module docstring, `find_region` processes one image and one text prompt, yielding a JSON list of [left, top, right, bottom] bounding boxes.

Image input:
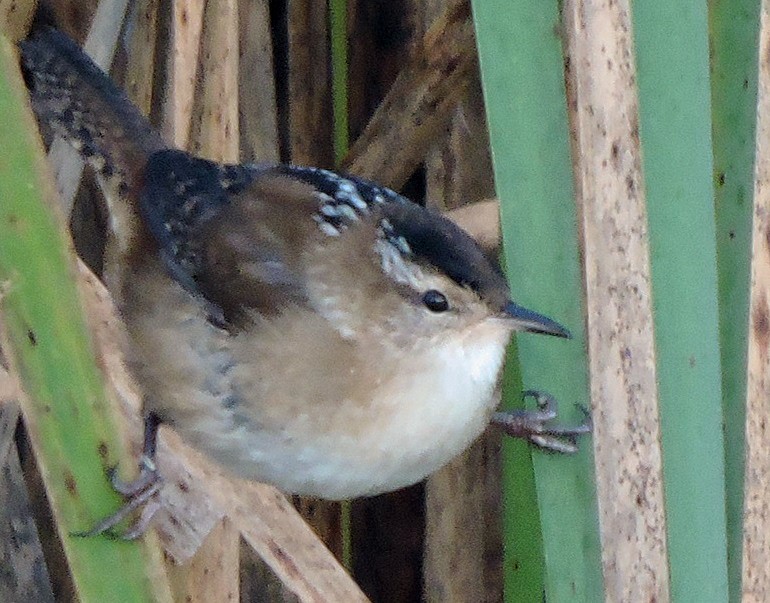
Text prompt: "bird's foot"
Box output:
[[72, 412, 163, 540], [491, 390, 591, 454], [72, 455, 163, 540]]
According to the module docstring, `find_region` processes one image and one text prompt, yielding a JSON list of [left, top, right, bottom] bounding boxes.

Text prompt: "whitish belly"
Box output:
[[192, 336, 507, 499]]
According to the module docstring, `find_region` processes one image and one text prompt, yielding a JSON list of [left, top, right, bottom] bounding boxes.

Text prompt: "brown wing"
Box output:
[[194, 174, 323, 324], [139, 150, 322, 326]]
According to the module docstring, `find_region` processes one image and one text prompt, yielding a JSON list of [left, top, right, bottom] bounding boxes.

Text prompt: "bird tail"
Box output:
[[19, 26, 165, 196]]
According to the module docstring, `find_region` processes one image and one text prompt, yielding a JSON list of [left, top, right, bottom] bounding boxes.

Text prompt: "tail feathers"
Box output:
[[19, 27, 165, 195]]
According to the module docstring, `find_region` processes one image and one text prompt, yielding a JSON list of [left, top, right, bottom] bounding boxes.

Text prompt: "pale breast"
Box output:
[[208, 319, 511, 499], [124, 277, 510, 499]]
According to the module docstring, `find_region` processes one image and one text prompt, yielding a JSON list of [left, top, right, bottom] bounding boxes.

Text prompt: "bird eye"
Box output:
[[422, 289, 449, 313]]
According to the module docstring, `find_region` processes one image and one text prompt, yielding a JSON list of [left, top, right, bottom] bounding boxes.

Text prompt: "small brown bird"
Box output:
[[20, 27, 588, 537]]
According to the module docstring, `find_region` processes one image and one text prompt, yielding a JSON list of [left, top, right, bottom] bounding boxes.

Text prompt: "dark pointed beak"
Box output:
[[502, 301, 572, 339]]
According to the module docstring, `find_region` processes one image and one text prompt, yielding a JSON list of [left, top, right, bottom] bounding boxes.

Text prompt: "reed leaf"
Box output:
[[0, 36, 171, 603]]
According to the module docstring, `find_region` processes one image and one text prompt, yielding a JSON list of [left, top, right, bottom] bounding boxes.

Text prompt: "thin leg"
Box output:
[[71, 480, 162, 538], [491, 390, 592, 454], [120, 496, 163, 541], [73, 411, 164, 539], [110, 412, 161, 496]]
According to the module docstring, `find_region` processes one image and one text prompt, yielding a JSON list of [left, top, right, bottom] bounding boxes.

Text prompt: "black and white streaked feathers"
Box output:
[[20, 27, 164, 192], [275, 165, 406, 235], [274, 165, 412, 255], [140, 150, 509, 321], [21, 27, 508, 324], [261, 165, 510, 307], [140, 150, 266, 295]]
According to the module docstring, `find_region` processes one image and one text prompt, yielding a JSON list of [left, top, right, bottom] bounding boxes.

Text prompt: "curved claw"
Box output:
[[72, 412, 163, 540], [71, 478, 162, 539], [521, 390, 558, 420], [110, 455, 159, 497], [491, 390, 592, 454]]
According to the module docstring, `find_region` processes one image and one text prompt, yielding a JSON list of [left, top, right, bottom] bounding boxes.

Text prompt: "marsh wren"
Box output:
[[20, 27, 588, 537]]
